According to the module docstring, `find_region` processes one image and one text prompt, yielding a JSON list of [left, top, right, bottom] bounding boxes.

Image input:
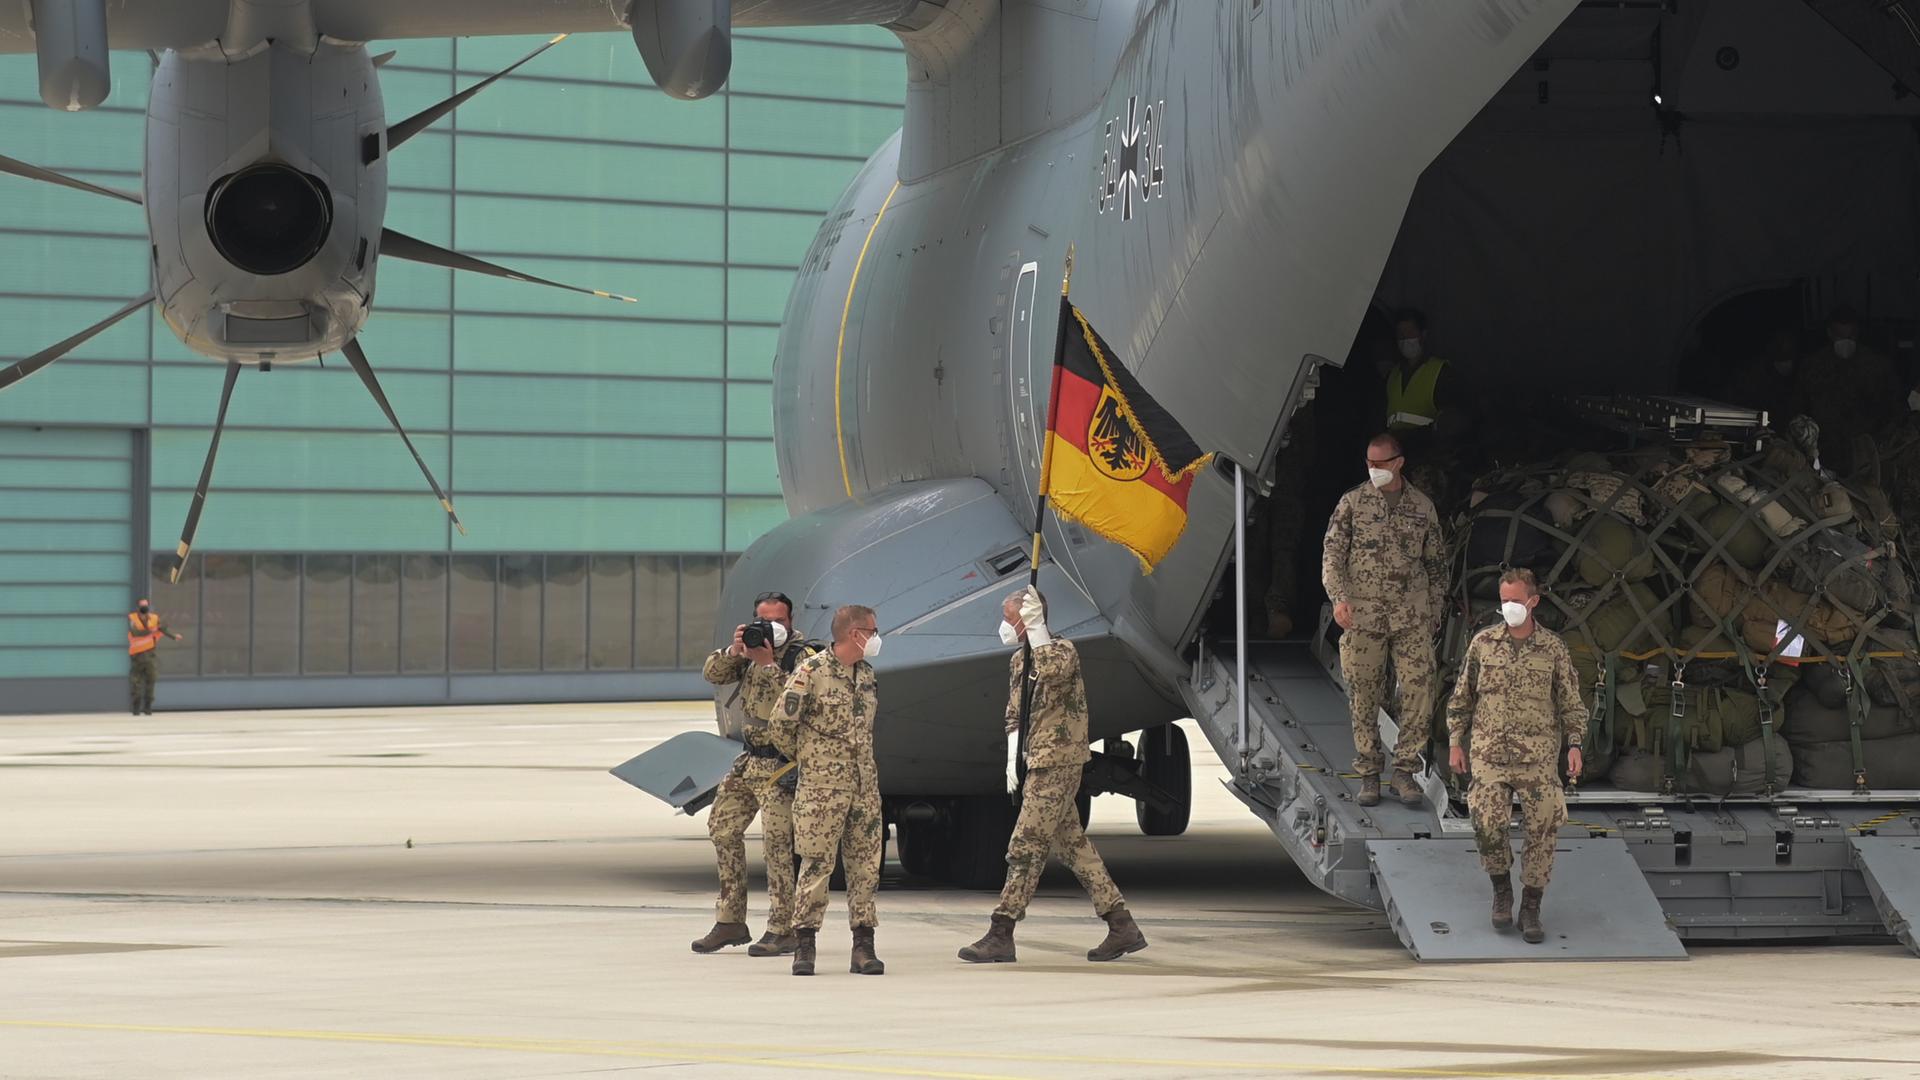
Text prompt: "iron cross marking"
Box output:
[[1099, 95, 1166, 222]]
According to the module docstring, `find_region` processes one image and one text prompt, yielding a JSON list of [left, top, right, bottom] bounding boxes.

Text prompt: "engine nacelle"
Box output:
[[145, 42, 387, 364], [628, 0, 731, 101]]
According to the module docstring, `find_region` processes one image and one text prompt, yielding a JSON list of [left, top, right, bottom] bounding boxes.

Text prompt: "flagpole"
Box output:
[[1015, 245, 1074, 800]]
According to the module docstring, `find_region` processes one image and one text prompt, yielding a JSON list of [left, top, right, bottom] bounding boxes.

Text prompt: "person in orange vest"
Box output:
[[127, 598, 183, 716]]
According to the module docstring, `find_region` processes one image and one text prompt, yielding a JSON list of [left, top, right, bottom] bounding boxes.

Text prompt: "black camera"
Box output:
[[741, 619, 782, 650]]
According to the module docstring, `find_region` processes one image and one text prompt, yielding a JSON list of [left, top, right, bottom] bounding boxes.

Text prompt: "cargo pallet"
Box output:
[[1183, 631, 1920, 961]]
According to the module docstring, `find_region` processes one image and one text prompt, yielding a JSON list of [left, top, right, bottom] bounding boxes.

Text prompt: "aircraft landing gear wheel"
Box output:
[[895, 817, 938, 878], [1136, 723, 1192, 836], [946, 795, 1016, 890]]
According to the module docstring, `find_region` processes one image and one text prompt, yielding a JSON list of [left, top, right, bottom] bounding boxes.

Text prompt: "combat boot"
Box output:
[[1519, 886, 1546, 944], [1357, 775, 1382, 807], [791, 928, 816, 975], [1266, 609, 1294, 639], [1489, 874, 1514, 930], [748, 930, 797, 957], [1087, 905, 1148, 961], [1389, 770, 1423, 807], [850, 926, 885, 975], [689, 921, 750, 954], [957, 914, 1016, 963]]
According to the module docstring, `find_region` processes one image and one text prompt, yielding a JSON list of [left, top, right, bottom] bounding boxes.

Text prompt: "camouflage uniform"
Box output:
[[1445, 623, 1587, 888], [1321, 481, 1448, 776], [701, 638, 819, 934], [995, 640, 1124, 921], [772, 649, 882, 931]]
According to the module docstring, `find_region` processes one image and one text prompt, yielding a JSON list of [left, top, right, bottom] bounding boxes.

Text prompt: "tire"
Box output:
[[945, 795, 1016, 890], [1135, 723, 1192, 836], [894, 817, 938, 879]]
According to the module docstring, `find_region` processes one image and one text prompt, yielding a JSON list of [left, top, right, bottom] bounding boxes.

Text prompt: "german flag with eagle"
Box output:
[[1041, 298, 1213, 571]]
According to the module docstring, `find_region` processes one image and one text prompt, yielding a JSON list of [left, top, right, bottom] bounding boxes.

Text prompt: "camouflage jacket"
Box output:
[[1004, 639, 1093, 770], [1446, 623, 1587, 769], [703, 638, 821, 744], [771, 649, 880, 792], [1321, 481, 1448, 633]]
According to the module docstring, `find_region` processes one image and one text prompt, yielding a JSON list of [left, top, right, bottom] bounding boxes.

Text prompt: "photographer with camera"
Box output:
[[691, 590, 821, 957]]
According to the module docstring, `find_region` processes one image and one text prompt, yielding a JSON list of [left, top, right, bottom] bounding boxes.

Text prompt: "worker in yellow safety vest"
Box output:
[[1384, 308, 1454, 434], [127, 599, 183, 716], [1383, 308, 1477, 508]]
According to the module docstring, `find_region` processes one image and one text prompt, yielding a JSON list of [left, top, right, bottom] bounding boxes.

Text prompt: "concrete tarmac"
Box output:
[[0, 703, 1915, 1079]]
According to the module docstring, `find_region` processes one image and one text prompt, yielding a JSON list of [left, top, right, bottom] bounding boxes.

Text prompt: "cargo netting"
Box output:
[[1443, 436, 1920, 795]]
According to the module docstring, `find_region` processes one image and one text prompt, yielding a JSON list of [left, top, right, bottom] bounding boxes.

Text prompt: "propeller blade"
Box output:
[[171, 361, 242, 585], [379, 228, 639, 305], [0, 151, 141, 205], [371, 50, 397, 68], [342, 338, 467, 536], [385, 34, 568, 153], [0, 293, 154, 392]]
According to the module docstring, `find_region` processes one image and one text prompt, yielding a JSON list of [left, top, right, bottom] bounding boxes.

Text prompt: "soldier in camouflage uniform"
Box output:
[[771, 604, 885, 976], [958, 588, 1147, 965], [1322, 432, 1449, 808], [692, 590, 821, 957], [1446, 568, 1587, 944]]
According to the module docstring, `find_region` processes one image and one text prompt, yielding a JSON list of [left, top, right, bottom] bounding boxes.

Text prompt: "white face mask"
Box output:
[[1397, 338, 1423, 361], [1833, 338, 1858, 360], [1368, 468, 1395, 489], [861, 631, 883, 659], [770, 622, 790, 649], [1501, 600, 1531, 627], [997, 620, 1020, 646]]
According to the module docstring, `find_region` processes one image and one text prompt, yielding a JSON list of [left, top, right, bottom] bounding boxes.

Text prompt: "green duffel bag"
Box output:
[[1714, 688, 1784, 749], [1793, 734, 1920, 789], [1634, 684, 1742, 754], [1697, 502, 1772, 571], [1574, 584, 1666, 653], [1685, 736, 1794, 795], [1575, 515, 1658, 587], [1607, 747, 1665, 792], [1780, 692, 1917, 744]]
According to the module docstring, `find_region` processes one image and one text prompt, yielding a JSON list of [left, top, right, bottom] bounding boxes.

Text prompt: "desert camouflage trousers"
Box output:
[[993, 764, 1123, 921], [1467, 763, 1568, 889], [706, 757, 796, 932], [792, 782, 882, 931], [1339, 626, 1436, 777]]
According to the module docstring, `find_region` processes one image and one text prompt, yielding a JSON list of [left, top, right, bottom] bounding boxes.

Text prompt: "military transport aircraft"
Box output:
[[9, 1, 1920, 959]]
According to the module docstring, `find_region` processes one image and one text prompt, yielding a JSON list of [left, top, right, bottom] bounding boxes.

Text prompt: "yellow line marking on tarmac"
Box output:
[[0, 1020, 1775, 1079], [835, 180, 901, 500]]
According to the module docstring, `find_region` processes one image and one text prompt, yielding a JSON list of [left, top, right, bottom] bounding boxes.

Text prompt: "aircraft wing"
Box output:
[[0, 0, 909, 54]]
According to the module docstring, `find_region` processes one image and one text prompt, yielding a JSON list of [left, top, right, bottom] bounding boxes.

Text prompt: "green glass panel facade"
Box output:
[[0, 28, 901, 698]]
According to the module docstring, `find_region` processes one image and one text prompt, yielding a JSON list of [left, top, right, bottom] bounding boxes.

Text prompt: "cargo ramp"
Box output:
[[1179, 626, 1920, 960]]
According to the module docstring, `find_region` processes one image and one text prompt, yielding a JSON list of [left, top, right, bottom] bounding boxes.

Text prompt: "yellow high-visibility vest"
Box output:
[[1386, 357, 1448, 431]]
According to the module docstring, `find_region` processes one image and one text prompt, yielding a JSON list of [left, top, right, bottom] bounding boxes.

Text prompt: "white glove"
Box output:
[[1020, 587, 1051, 646], [1006, 729, 1022, 794]]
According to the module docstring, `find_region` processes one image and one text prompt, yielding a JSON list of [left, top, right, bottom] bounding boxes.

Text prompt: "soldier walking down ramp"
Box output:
[[958, 588, 1146, 965], [693, 590, 820, 957], [126, 598, 182, 716], [1321, 432, 1448, 807], [1446, 568, 1587, 944], [771, 604, 885, 976]]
